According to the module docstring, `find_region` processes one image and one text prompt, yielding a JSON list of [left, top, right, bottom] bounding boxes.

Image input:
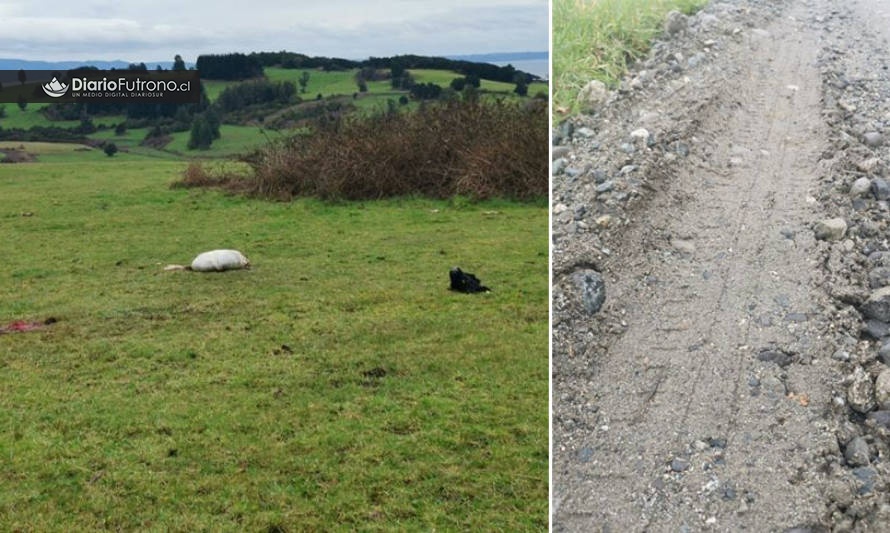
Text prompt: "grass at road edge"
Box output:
[[553, 0, 707, 117]]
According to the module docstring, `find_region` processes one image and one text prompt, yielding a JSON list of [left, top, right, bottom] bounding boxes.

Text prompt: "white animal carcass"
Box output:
[[190, 249, 250, 272]]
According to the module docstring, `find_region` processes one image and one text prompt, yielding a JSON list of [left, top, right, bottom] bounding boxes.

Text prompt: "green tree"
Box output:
[[114, 122, 127, 135], [17, 95, 27, 111], [187, 115, 214, 150], [204, 108, 221, 139], [298, 71, 310, 93], [173, 54, 187, 71], [103, 142, 118, 157], [514, 81, 528, 97], [17, 69, 26, 85], [450, 77, 466, 91]]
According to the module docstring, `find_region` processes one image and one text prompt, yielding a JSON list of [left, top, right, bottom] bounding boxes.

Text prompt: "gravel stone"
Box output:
[[852, 467, 878, 495], [848, 366, 876, 414], [844, 436, 871, 467], [814, 218, 847, 241], [868, 267, 890, 289], [568, 269, 606, 315], [850, 177, 872, 197], [878, 341, 890, 365], [665, 10, 688, 35], [671, 457, 690, 472], [863, 131, 883, 147], [863, 319, 890, 339], [596, 181, 614, 194], [872, 177, 890, 201], [577, 80, 608, 112], [861, 286, 890, 322], [552, 145, 571, 161], [875, 368, 890, 410]]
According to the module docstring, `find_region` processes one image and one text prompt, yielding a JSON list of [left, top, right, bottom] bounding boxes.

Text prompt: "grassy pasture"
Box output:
[[0, 159, 547, 530]]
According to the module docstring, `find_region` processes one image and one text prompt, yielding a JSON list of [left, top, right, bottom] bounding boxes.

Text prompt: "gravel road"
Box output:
[[553, 0, 890, 530]]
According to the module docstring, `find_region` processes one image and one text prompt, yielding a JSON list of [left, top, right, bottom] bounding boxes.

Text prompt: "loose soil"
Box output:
[[553, 0, 890, 530]]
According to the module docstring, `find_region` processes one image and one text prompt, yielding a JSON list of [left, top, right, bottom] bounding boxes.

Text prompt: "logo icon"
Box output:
[[42, 77, 69, 98]]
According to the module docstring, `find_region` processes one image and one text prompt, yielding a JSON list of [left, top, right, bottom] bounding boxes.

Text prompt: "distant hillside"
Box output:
[[0, 58, 183, 71], [0, 51, 545, 81]]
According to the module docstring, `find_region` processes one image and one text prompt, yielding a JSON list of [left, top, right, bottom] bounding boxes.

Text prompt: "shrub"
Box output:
[[180, 98, 547, 201]]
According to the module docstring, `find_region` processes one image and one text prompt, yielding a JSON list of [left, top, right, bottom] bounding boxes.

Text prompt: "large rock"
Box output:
[[848, 366, 875, 414], [861, 286, 890, 322], [814, 218, 847, 241], [876, 368, 890, 410]]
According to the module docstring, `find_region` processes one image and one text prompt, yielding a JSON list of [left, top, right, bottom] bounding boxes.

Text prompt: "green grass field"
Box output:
[[553, 0, 706, 115], [0, 158, 547, 530]]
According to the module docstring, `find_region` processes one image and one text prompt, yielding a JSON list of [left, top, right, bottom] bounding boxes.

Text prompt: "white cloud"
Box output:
[[0, 1, 546, 61]]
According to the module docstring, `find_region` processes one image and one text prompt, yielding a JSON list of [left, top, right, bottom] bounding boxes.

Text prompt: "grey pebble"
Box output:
[[852, 466, 877, 495], [862, 319, 890, 340], [863, 131, 883, 147], [878, 341, 890, 365], [872, 178, 890, 201], [784, 312, 808, 323], [671, 457, 690, 472], [569, 269, 606, 315], [850, 177, 873, 197], [575, 126, 596, 139], [593, 169, 608, 184], [868, 267, 890, 289], [861, 286, 890, 322], [758, 349, 793, 368], [844, 436, 870, 467], [866, 410, 890, 429], [596, 181, 614, 193], [564, 167, 583, 178], [552, 145, 571, 160]]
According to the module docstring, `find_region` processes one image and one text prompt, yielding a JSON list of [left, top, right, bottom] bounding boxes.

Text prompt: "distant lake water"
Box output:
[[494, 59, 548, 80]]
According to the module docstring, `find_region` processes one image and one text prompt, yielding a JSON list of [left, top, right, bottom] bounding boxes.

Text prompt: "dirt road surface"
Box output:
[[553, 0, 890, 530]]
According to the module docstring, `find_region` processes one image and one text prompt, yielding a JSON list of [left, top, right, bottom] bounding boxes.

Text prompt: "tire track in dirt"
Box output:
[[554, 5, 844, 531]]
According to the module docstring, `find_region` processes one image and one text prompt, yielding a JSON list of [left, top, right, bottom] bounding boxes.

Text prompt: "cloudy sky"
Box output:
[[0, 1, 548, 62]]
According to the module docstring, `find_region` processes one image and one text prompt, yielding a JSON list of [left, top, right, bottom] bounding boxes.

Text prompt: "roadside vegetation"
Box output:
[[553, 0, 706, 115]]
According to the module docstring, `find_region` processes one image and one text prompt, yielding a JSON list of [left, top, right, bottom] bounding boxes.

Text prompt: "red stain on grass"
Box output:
[[0, 317, 57, 335]]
